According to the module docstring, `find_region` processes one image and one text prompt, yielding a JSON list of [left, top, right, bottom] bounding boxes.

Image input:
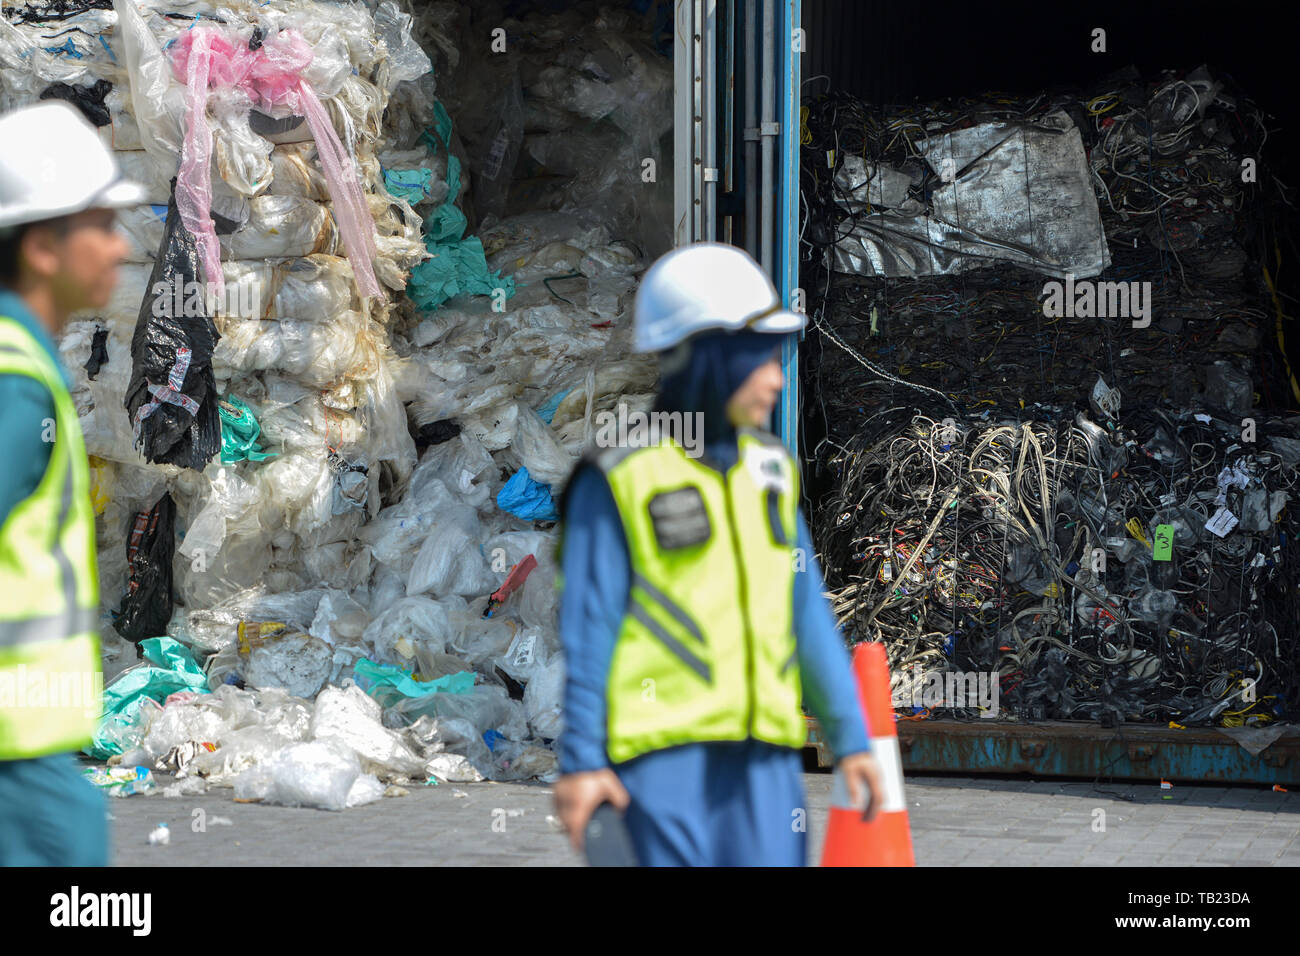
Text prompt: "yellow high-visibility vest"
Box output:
[[0, 315, 101, 759], [589, 427, 805, 763]]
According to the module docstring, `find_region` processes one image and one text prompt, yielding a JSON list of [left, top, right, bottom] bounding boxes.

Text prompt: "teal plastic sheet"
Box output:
[[84, 637, 210, 759], [219, 395, 275, 463], [383, 167, 434, 204], [430, 101, 453, 153], [536, 390, 570, 424], [424, 199, 467, 244], [140, 636, 205, 675], [408, 101, 515, 312], [408, 237, 515, 312], [352, 657, 475, 708]]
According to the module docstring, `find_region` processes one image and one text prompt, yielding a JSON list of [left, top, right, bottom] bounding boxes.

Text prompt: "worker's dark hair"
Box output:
[[0, 224, 31, 288], [0, 217, 74, 287]]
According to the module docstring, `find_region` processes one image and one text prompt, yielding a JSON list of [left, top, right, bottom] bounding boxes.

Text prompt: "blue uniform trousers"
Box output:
[[613, 740, 806, 866], [0, 752, 108, 866]]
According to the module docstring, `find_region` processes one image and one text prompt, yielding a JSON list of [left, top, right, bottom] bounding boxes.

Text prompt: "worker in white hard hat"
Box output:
[[0, 100, 144, 865], [553, 242, 883, 865]]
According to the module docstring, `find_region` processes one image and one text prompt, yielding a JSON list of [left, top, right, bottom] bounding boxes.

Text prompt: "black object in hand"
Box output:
[[584, 802, 638, 867]]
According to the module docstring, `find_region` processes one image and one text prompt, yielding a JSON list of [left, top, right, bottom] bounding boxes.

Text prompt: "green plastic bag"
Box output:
[[383, 167, 434, 204], [84, 637, 210, 759], [408, 237, 516, 312], [219, 395, 275, 463], [352, 657, 475, 708], [408, 102, 516, 312]]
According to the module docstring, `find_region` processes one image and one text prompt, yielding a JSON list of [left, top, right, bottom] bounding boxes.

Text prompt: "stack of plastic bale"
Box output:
[[379, 0, 672, 495], [339, 0, 672, 750], [347, 0, 673, 764], [798, 68, 1300, 729], [0, 0, 525, 801], [0, 0, 676, 798]]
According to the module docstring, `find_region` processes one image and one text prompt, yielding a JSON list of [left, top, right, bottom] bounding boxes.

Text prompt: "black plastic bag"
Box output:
[[83, 325, 108, 379], [114, 492, 176, 646], [39, 79, 113, 127], [414, 418, 460, 450], [124, 179, 221, 469]]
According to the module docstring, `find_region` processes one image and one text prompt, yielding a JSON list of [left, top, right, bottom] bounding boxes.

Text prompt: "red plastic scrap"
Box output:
[[483, 554, 539, 617]]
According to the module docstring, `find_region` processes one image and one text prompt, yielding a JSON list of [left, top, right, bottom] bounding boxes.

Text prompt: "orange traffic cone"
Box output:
[[820, 641, 915, 866]]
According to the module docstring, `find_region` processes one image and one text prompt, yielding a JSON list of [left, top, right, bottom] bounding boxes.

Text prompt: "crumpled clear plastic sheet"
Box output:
[[491, 739, 560, 782], [309, 589, 371, 647], [242, 631, 335, 700], [423, 752, 486, 783], [93, 254, 357, 328], [509, 402, 574, 490], [233, 737, 379, 811], [132, 696, 227, 769], [521, 650, 564, 741], [406, 499, 498, 599], [118, 195, 339, 263], [362, 595, 467, 664], [386, 681, 528, 744], [110, 0, 186, 165], [187, 686, 315, 781], [214, 310, 373, 386], [373, 0, 433, 94], [310, 682, 428, 778]]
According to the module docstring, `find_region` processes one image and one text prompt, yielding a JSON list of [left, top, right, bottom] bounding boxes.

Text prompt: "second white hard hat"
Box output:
[[0, 101, 145, 231], [632, 242, 806, 352]]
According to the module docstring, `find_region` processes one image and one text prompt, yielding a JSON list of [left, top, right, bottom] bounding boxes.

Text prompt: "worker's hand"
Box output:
[[837, 750, 884, 822], [553, 769, 630, 853]]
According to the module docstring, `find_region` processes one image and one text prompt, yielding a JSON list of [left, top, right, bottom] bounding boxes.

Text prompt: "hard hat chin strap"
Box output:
[[658, 340, 692, 376], [744, 303, 783, 328]]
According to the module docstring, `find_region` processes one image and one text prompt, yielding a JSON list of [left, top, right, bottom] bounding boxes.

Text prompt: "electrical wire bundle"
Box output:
[[812, 403, 1300, 726], [798, 66, 1300, 726], [799, 66, 1298, 433]]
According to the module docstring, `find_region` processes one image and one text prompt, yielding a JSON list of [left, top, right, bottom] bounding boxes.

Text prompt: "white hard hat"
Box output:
[[0, 101, 145, 231], [632, 242, 806, 352]]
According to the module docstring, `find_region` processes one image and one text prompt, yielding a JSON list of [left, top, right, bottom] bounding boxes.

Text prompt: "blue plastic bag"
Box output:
[[497, 467, 558, 522]]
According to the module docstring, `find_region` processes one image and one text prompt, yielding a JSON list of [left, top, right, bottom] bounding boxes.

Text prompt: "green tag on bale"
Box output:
[[1152, 524, 1174, 561]]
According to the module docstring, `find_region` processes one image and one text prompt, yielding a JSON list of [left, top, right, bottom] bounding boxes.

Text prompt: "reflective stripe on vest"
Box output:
[[595, 429, 805, 763], [0, 316, 101, 758]]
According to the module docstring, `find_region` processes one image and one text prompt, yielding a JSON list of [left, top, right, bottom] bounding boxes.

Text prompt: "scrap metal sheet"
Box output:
[[828, 110, 1110, 279]]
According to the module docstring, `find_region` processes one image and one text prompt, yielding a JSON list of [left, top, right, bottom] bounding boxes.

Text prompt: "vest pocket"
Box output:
[[646, 486, 713, 550], [766, 488, 791, 546]]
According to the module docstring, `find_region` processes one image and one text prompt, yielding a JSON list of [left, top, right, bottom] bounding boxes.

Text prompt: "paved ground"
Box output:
[[105, 766, 1298, 866]]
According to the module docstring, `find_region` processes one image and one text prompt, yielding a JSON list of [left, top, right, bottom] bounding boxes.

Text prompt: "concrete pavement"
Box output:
[[105, 768, 1299, 866]]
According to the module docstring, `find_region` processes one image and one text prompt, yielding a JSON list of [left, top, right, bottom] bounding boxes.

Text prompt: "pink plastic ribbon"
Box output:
[[171, 27, 381, 300], [177, 29, 220, 297]]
